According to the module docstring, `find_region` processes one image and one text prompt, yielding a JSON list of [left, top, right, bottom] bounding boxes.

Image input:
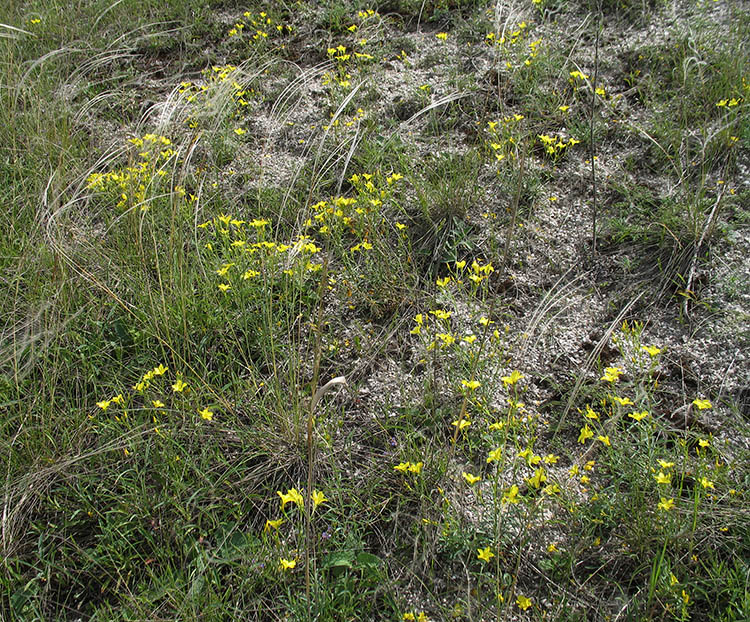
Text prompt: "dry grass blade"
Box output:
[[310, 376, 347, 414], [313, 83, 362, 172], [337, 124, 361, 196], [682, 186, 725, 320], [270, 60, 334, 124], [18, 47, 83, 91], [108, 22, 187, 51], [285, 131, 359, 238], [518, 268, 586, 360], [401, 91, 469, 126], [92, 0, 127, 30], [552, 291, 643, 438], [280, 83, 362, 230], [2, 424, 155, 558], [0, 23, 33, 38]]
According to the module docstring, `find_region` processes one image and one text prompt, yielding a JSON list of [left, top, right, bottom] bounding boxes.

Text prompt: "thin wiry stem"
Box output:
[[304, 255, 329, 619], [501, 150, 524, 273], [589, 2, 602, 255]]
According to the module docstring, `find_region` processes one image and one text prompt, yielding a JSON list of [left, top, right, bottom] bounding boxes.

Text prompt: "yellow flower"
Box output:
[[312, 489, 328, 508], [218, 283, 231, 292], [543, 454, 559, 464], [502, 484, 519, 504], [477, 546, 494, 562], [461, 379, 481, 390], [584, 405, 599, 420], [403, 615, 415, 621], [153, 363, 168, 375], [698, 438, 710, 448], [198, 407, 213, 421], [657, 459, 675, 469], [628, 410, 649, 421], [487, 448, 502, 463], [641, 345, 662, 356], [217, 266, 232, 278], [654, 471, 672, 485], [452, 418, 471, 431], [501, 370, 523, 387], [96, 400, 111, 411], [462, 472, 481, 485], [280, 558, 296, 570], [278, 488, 304, 510], [436, 32, 448, 40], [152, 400, 165, 408], [518, 449, 540, 466], [408, 462, 424, 474], [516, 594, 532, 610], [394, 462, 410, 472], [597, 435, 611, 446], [527, 467, 547, 489], [692, 398, 712, 410], [578, 425, 594, 444], [436, 333, 455, 347], [601, 366, 623, 383], [436, 276, 451, 287], [172, 379, 187, 393], [264, 518, 284, 532], [611, 395, 634, 406], [700, 477, 714, 489]]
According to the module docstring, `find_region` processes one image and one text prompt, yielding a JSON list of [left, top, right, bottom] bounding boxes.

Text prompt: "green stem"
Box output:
[[304, 256, 330, 621]]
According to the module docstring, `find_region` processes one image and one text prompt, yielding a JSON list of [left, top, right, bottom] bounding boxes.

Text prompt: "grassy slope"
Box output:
[[1, 0, 748, 620]]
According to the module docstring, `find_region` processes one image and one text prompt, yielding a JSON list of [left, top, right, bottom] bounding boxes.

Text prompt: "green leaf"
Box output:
[[355, 552, 381, 570]]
